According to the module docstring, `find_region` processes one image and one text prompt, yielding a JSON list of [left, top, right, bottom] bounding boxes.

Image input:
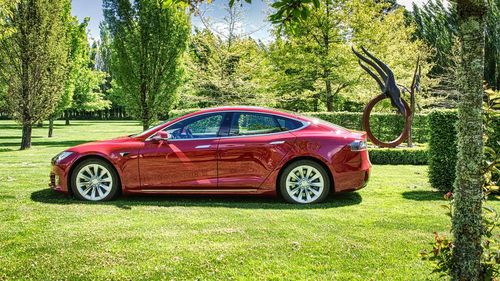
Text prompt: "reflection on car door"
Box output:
[[217, 112, 296, 189], [138, 113, 226, 190]]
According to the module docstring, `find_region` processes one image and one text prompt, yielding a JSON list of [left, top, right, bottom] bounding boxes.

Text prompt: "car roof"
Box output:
[[193, 106, 310, 121]]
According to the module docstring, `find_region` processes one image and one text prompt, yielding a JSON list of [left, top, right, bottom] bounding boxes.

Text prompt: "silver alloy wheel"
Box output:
[[75, 164, 113, 201], [285, 165, 325, 204]]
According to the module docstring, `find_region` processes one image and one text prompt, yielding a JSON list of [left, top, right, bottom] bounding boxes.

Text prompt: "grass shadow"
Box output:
[[402, 190, 444, 201], [0, 140, 95, 151], [0, 136, 42, 140], [30, 188, 362, 210]]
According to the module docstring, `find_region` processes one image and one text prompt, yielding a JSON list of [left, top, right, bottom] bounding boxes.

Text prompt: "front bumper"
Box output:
[[49, 153, 78, 194], [49, 164, 70, 193]]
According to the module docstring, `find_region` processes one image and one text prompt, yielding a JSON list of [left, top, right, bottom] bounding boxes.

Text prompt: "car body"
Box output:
[[49, 106, 371, 204]]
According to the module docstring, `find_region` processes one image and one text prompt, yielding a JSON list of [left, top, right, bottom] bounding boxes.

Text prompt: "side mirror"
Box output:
[[150, 131, 169, 142]]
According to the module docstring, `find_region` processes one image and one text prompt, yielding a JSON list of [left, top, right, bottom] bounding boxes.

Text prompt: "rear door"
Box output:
[[217, 112, 297, 189]]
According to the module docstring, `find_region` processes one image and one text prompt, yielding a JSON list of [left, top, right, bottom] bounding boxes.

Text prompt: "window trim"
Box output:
[[147, 110, 310, 142]]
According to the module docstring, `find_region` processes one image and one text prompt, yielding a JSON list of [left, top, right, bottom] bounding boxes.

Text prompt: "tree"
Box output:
[[451, 0, 486, 279], [103, 0, 190, 130], [269, 0, 430, 112], [180, 4, 271, 108], [46, 16, 110, 137], [0, 0, 69, 149]]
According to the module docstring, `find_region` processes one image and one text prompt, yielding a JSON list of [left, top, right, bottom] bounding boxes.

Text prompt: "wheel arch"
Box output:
[[276, 156, 335, 198], [67, 154, 122, 195]]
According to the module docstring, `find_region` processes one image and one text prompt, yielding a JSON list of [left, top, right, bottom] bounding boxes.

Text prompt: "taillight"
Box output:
[[349, 140, 367, 151]]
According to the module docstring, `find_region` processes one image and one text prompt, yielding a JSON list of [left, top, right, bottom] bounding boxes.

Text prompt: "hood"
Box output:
[[68, 136, 133, 152]]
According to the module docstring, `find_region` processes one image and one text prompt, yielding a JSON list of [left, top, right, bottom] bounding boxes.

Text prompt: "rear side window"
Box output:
[[230, 113, 282, 136], [276, 117, 304, 131]]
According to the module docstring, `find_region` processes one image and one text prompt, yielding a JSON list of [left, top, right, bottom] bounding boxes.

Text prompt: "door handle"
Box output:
[[269, 141, 285, 145], [195, 145, 211, 149]]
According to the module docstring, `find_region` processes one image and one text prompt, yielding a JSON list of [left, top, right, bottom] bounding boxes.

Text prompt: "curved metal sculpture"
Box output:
[[352, 46, 421, 148]]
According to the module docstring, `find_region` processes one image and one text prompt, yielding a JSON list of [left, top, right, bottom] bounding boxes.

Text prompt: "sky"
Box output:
[[72, 0, 428, 42]]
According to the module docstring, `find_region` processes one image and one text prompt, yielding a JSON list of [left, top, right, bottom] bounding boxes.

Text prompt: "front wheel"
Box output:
[[70, 158, 120, 201], [279, 160, 331, 204]]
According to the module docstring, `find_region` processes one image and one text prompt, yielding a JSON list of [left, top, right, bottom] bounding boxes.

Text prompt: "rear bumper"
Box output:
[[331, 148, 371, 192]]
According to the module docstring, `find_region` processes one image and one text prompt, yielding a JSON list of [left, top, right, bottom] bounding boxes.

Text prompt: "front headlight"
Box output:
[[52, 151, 74, 163]]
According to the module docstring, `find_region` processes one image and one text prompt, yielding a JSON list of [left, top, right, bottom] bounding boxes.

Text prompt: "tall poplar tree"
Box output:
[[452, 0, 487, 279], [0, 0, 69, 149], [103, 0, 189, 130]]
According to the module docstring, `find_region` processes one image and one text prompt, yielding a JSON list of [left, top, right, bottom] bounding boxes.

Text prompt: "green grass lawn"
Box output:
[[0, 120, 486, 280]]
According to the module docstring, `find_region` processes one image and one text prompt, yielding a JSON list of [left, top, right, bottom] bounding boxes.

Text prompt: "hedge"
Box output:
[[427, 110, 458, 192], [303, 112, 429, 144], [368, 146, 428, 165]]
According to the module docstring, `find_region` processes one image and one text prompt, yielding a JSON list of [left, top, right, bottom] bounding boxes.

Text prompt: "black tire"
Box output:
[[70, 158, 120, 201], [279, 160, 331, 204]]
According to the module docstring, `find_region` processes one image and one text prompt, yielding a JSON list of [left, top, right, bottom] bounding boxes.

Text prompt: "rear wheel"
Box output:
[[279, 160, 330, 204], [70, 158, 119, 201]]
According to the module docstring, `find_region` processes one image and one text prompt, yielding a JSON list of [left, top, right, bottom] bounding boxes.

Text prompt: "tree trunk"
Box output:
[[452, 1, 486, 280], [407, 90, 416, 148], [64, 110, 70, 125], [48, 118, 54, 138], [142, 112, 149, 131], [141, 81, 149, 130], [325, 73, 333, 112], [20, 123, 32, 150]]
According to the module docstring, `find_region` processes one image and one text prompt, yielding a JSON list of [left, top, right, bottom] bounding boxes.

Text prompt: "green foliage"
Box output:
[[368, 146, 428, 165], [411, 0, 456, 76], [411, 0, 500, 90], [103, 0, 190, 129], [427, 110, 458, 192], [420, 230, 454, 277], [483, 89, 500, 197]]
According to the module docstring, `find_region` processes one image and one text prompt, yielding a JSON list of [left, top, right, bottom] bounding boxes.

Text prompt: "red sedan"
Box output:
[[49, 106, 370, 204]]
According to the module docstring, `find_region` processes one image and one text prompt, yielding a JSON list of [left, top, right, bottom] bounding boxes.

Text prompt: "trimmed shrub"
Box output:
[[427, 110, 458, 192], [304, 111, 429, 143], [369, 146, 428, 165]]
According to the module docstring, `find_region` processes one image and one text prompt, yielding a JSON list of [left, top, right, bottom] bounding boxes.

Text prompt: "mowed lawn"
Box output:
[[0, 120, 487, 280]]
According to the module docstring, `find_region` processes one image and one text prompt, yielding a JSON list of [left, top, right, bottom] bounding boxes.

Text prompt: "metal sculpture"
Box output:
[[352, 46, 421, 148]]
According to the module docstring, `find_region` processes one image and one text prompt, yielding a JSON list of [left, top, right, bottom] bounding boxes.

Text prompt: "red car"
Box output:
[[49, 106, 370, 204]]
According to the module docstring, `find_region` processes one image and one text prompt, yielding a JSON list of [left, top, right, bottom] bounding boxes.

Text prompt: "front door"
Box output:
[[217, 112, 296, 189], [138, 113, 226, 189]]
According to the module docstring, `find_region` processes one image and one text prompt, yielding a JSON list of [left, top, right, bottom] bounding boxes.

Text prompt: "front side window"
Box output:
[[164, 113, 224, 139], [229, 113, 282, 136]]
